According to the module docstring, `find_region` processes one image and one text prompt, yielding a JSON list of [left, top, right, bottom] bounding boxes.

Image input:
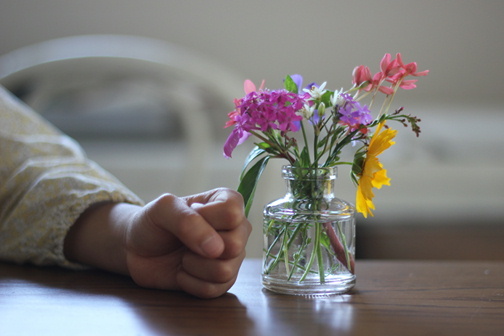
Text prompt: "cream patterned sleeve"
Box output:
[[0, 86, 144, 269]]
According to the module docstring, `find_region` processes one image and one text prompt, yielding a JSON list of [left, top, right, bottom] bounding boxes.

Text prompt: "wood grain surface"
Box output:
[[1, 259, 503, 335]]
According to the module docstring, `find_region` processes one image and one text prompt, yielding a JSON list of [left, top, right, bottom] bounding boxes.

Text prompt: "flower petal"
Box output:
[[244, 79, 256, 94], [223, 128, 249, 158]]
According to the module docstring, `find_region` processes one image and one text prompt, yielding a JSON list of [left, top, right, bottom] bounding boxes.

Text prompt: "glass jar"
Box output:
[[262, 166, 356, 295]]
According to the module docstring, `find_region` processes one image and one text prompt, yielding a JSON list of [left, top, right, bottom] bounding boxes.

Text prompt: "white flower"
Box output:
[[303, 82, 327, 100], [330, 89, 345, 107], [300, 103, 315, 119]]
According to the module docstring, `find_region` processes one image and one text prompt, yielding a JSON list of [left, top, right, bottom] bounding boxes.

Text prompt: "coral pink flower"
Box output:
[[379, 53, 401, 77], [371, 72, 394, 95], [385, 53, 429, 89], [352, 65, 373, 91], [357, 53, 429, 95], [244, 79, 265, 94], [396, 53, 429, 77]]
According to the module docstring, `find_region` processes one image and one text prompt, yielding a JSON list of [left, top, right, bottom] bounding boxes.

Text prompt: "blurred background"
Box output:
[[1, 0, 503, 260]]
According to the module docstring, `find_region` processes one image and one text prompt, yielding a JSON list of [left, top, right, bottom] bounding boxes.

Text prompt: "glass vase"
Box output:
[[262, 166, 356, 296]]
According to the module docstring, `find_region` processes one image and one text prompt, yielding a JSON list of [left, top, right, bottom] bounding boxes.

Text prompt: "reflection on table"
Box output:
[[1, 259, 503, 335]]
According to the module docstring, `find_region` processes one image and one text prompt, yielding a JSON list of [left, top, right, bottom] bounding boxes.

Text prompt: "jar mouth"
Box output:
[[282, 165, 337, 180]]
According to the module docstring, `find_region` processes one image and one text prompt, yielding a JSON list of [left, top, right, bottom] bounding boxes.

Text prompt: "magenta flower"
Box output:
[[223, 84, 305, 158], [223, 125, 250, 158]]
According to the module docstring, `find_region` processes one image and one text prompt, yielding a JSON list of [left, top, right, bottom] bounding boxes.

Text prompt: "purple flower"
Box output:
[[338, 93, 373, 131], [290, 74, 304, 93]]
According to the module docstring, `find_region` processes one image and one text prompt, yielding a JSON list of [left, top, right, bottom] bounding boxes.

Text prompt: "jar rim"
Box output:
[[281, 165, 337, 180]]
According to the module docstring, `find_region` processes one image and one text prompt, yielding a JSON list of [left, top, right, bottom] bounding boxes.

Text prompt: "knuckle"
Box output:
[[154, 193, 178, 206], [221, 199, 245, 225], [225, 237, 245, 257], [215, 263, 236, 283]]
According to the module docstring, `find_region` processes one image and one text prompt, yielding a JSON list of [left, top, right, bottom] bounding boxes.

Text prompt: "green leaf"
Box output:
[[237, 155, 271, 217], [256, 142, 271, 150], [240, 146, 267, 180], [320, 90, 334, 107], [351, 151, 365, 176], [284, 75, 298, 93], [317, 136, 329, 148]]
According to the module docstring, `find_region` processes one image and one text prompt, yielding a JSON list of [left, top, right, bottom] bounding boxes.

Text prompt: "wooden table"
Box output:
[[1, 259, 503, 336]]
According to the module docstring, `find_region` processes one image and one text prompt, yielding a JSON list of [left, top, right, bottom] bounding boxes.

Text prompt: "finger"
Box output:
[[177, 254, 245, 298], [190, 200, 251, 259], [188, 191, 247, 232], [145, 194, 224, 258], [181, 250, 245, 283], [184, 188, 239, 206], [216, 221, 251, 259], [177, 271, 238, 299]]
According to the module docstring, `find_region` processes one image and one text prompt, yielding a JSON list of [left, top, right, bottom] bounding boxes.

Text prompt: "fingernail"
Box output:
[[200, 234, 222, 257], [191, 203, 204, 210]]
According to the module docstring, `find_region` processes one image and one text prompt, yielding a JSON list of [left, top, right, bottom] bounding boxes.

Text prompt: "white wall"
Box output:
[[1, 0, 503, 105]]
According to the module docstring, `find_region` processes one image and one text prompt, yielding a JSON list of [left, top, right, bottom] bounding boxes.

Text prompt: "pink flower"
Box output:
[[384, 53, 429, 89], [396, 53, 429, 77], [357, 53, 429, 95], [372, 72, 395, 95], [395, 79, 418, 90], [352, 65, 373, 91], [244, 79, 266, 94], [380, 53, 401, 78], [224, 98, 243, 128]]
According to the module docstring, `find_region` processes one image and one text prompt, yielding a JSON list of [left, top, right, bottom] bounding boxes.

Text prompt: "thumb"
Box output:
[[190, 203, 225, 258]]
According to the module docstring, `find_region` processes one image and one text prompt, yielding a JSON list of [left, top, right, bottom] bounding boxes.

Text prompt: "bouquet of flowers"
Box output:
[[223, 53, 428, 293], [224, 53, 428, 218]]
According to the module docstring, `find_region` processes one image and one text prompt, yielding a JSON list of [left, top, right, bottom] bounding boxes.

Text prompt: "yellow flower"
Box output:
[[356, 121, 397, 217]]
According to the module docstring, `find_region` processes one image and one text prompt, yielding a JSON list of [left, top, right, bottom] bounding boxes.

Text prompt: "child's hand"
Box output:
[[126, 188, 252, 298]]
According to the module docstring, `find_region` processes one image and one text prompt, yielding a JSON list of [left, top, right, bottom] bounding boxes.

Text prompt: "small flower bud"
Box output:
[[318, 102, 326, 118]]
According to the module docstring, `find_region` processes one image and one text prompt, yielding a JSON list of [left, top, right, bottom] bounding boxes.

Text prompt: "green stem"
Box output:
[[249, 130, 296, 164], [263, 224, 286, 268], [287, 225, 309, 280], [300, 222, 323, 282], [300, 121, 311, 162], [282, 228, 290, 276], [316, 225, 325, 283], [265, 219, 305, 274]]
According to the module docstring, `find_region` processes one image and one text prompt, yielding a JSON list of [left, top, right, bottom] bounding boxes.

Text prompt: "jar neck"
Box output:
[[282, 166, 337, 201]]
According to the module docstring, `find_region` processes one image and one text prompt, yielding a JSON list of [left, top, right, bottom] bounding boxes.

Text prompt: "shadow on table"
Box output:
[[0, 262, 255, 335]]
